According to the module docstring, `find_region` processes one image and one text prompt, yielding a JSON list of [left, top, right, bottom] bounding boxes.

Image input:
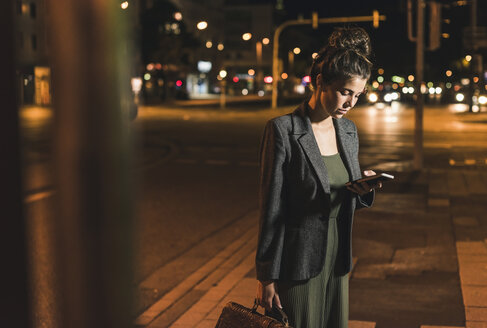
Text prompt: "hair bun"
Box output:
[[328, 27, 371, 57]]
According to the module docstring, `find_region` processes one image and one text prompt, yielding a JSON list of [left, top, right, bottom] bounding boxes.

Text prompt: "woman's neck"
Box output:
[[307, 92, 333, 126]]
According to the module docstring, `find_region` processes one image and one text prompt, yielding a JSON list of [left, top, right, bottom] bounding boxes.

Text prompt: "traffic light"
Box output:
[[312, 12, 318, 29], [372, 10, 379, 29], [428, 1, 442, 50]]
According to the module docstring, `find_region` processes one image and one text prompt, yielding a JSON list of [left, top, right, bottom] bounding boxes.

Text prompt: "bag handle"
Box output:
[[253, 299, 290, 327]]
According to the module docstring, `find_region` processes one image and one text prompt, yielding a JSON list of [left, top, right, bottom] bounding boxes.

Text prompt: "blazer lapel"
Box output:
[[292, 104, 331, 194], [334, 118, 360, 181]]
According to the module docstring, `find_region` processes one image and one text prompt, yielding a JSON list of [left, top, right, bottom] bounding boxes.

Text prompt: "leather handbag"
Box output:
[[215, 299, 291, 328]]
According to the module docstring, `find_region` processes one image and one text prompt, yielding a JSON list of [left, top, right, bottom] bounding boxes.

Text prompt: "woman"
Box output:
[[255, 27, 382, 328]]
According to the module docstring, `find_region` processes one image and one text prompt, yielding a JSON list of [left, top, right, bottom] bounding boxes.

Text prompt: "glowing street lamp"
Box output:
[[262, 38, 270, 45], [121, 1, 129, 9], [219, 70, 227, 78], [197, 21, 208, 30], [293, 47, 301, 55], [242, 33, 252, 41], [174, 12, 182, 21]]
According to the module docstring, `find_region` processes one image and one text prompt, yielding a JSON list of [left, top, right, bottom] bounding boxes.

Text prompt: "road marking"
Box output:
[[238, 161, 258, 167], [204, 160, 229, 165], [420, 326, 464, 328], [209, 146, 228, 152], [24, 190, 55, 204], [428, 198, 450, 207], [349, 321, 376, 328], [174, 159, 197, 164], [135, 227, 256, 326], [169, 251, 256, 328]]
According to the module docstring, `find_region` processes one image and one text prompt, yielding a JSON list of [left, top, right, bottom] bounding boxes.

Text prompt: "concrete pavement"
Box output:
[[135, 167, 487, 328], [133, 106, 487, 328]]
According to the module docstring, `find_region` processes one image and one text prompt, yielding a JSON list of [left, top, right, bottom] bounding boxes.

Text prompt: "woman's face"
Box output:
[[319, 76, 368, 118]]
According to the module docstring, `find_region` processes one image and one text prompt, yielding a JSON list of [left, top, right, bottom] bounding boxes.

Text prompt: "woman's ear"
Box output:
[[316, 74, 322, 88], [315, 74, 324, 93]]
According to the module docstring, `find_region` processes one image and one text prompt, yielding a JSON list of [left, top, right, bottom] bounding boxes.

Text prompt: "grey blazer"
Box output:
[[255, 102, 374, 282]]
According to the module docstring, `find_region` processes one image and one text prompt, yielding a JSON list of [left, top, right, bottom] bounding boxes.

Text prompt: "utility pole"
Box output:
[[408, 0, 425, 170], [470, 0, 482, 113], [271, 12, 386, 109], [414, 0, 424, 170]]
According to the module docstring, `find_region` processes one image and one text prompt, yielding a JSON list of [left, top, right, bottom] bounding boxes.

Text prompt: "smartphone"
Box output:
[[346, 172, 394, 186]]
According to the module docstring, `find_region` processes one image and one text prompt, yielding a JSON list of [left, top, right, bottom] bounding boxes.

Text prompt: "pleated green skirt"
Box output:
[[277, 217, 348, 328]]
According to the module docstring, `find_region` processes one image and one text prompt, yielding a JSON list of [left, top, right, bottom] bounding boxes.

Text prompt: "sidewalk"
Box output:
[[134, 163, 487, 328]]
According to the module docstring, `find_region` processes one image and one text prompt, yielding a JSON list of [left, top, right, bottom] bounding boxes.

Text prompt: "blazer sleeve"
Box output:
[[354, 123, 375, 210], [255, 120, 287, 282]]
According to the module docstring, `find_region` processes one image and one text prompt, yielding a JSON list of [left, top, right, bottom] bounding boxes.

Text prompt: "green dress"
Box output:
[[277, 152, 350, 328]]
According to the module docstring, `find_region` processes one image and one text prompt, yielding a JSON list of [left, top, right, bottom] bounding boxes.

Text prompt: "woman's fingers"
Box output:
[[264, 295, 274, 311], [274, 293, 282, 309], [363, 170, 376, 177], [257, 281, 276, 311], [346, 181, 373, 195]]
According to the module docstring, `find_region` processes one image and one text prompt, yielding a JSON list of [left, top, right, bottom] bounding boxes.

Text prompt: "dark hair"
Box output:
[[310, 27, 372, 90]]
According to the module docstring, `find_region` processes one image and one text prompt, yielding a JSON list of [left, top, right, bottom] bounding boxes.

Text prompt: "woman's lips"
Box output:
[[337, 109, 348, 114]]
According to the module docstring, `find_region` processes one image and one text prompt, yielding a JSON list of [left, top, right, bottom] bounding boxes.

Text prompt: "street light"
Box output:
[[262, 38, 270, 45], [120, 1, 128, 9], [219, 70, 227, 78], [197, 21, 208, 30], [217, 43, 224, 51], [293, 47, 301, 55], [242, 33, 252, 41], [174, 12, 182, 21]]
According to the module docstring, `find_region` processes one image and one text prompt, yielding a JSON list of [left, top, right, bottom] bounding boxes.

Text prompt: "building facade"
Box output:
[[15, 0, 51, 106]]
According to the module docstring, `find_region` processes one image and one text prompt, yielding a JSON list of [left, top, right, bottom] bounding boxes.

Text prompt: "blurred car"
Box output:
[[367, 90, 401, 105]]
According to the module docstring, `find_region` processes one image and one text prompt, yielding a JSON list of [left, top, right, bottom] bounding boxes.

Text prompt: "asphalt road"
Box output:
[[21, 101, 487, 327]]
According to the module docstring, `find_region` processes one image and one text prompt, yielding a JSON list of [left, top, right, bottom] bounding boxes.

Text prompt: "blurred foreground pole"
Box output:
[[47, 1, 134, 327], [0, 1, 31, 327]]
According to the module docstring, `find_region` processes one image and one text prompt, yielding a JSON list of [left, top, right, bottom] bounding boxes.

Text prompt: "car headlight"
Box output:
[[368, 93, 378, 102], [455, 93, 465, 102]]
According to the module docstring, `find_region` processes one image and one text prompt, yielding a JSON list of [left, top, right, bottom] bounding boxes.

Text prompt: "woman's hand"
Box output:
[[256, 280, 282, 312], [346, 170, 382, 196]]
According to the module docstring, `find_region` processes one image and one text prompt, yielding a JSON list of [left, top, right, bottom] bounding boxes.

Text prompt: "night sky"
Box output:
[[240, 0, 487, 81]]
